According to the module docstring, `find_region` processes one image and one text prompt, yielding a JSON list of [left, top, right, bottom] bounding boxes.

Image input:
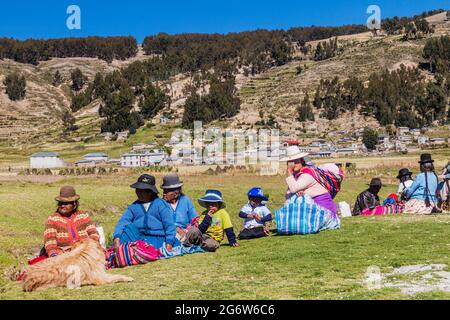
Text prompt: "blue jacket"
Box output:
[[168, 195, 198, 229], [113, 198, 176, 245], [404, 172, 438, 202]]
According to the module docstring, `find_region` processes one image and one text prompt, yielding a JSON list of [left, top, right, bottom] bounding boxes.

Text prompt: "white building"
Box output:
[[397, 127, 410, 137], [84, 153, 108, 162], [30, 152, 66, 169], [121, 150, 167, 167]]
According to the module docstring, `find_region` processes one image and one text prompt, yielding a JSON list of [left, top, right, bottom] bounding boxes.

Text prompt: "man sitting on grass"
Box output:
[[352, 178, 382, 216]]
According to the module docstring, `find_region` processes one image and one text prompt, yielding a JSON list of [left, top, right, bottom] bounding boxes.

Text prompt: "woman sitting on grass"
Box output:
[[44, 186, 99, 257], [16, 186, 99, 281], [161, 173, 198, 242], [403, 154, 439, 214], [274, 147, 341, 235], [113, 174, 177, 251]]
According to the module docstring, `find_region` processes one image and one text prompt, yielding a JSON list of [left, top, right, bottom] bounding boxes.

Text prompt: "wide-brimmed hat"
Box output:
[[161, 173, 183, 189], [396, 168, 413, 179], [198, 189, 226, 208], [247, 187, 268, 201], [55, 186, 80, 202], [130, 174, 158, 194], [280, 146, 309, 162], [367, 178, 382, 188], [419, 153, 434, 164]]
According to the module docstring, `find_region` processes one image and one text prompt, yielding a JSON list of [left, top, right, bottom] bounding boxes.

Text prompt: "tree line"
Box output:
[[0, 36, 138, 65], [381, 9, 444, 36]]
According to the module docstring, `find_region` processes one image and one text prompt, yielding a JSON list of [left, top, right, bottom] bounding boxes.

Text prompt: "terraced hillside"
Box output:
[[0, 12, 448, 148]]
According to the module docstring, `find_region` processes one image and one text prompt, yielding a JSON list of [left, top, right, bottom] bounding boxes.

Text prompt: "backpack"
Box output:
[[299, 165, 345, 199]]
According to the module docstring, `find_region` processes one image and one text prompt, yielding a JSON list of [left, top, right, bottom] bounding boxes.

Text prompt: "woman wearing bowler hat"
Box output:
[[113, 174, 177, 251], [161, 173, 198, 241], [403, 154, 439, 214], [44, 186, 100, 257]]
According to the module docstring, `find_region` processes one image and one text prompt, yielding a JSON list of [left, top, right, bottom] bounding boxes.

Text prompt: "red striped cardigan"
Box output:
[[44, 210, 99, 257]]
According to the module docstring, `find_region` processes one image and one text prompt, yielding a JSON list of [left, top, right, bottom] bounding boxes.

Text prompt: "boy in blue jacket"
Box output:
[[113, 174, 177, 251]]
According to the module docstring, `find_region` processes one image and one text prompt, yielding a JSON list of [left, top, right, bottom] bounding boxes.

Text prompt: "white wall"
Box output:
[[30, 157, 65, 169]]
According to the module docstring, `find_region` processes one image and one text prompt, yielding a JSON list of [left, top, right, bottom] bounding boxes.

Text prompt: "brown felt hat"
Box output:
[[55, 186, 80, 202]]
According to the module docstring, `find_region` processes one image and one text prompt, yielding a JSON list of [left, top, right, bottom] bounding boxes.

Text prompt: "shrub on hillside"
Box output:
[[3, 73, 26, 101]]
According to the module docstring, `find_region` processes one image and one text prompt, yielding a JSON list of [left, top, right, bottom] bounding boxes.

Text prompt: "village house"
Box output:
[[397, 127, 410, 137], [84, 152, 108, 162], [335, 148, 358, 156], [121, 150, 167, 167], [30, 152, 66, 169], [410, 129, 421, 137], [75, 152, 109, 167], [397, 135, 413, 143], [429, 137, 446, 145]]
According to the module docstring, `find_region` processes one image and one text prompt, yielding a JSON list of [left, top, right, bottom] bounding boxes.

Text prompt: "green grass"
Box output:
[[0, 172, 449, 300]]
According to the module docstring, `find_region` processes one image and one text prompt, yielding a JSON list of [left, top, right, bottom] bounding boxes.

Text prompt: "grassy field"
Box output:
[[0, 171, 449, 300]]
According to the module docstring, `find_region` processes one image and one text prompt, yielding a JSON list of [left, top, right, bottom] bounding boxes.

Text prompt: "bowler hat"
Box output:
[[418, 153, 434, 164], [130, 174, 159, 194], [55, 186, 80, 202], [161, 173, 183, 189], [396, 168, 413, 179], [368, 178, 382, 188]]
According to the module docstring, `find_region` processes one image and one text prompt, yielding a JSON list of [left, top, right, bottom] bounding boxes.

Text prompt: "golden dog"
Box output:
[[22, 238, 133, 291]]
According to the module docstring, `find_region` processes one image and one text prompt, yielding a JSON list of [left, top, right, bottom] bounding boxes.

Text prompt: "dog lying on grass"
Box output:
[[22, 238, 133, 291]]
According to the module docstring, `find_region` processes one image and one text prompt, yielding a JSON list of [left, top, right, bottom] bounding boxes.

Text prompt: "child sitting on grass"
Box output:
[[183, 189, 239, 251], [238, 187, 272, 240]]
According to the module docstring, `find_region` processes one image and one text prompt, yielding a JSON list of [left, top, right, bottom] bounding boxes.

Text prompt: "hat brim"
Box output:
[[198, 198, 226, 209], [419, 160, 434, 164], [396, 172, 413, 179], [279, 152, 309, 162], [130, 182, 159, 194], [161, 183, 183, 189], [55, 195, 80, 202], [249, 195, 269, 202]]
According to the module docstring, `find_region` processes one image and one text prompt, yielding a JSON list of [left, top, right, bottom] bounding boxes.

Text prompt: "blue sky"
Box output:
[[0, 1, 448, 42]]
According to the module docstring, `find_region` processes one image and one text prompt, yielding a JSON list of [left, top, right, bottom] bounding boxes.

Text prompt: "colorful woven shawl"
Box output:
[[294, 166, 345, 199]]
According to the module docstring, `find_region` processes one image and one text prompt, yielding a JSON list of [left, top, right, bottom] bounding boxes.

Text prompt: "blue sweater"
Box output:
[[404, 172, 438, 202], [168, 195, 198, 229], [113, 198, 177, 245]]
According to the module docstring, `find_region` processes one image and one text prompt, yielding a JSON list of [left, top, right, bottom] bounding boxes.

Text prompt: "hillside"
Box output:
[[0, 12, 448, 153]]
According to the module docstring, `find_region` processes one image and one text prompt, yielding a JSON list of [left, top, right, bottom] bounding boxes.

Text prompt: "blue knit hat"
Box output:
[[247, 187, 268, 201], [198, 189, 226, 208]]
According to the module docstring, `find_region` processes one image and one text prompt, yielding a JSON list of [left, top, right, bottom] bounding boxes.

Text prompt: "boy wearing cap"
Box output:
[[238, 187, 272, 240], [183, 189, 238, 251]]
